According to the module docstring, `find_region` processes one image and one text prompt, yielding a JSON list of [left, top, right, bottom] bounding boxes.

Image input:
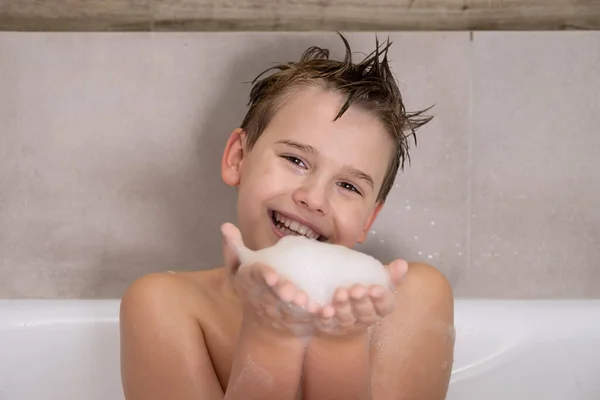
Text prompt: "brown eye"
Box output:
[[337, 182, 362, 195], [282, 155, 306, 168]]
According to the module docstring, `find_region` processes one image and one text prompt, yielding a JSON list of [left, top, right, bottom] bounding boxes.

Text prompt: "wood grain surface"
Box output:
[[1, 0, 599, 31]]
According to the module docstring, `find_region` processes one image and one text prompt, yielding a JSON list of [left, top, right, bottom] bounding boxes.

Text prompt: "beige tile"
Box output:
[[0, 33, 238, 298], [0, 32, 469, 298], [353, 32, 471, 291], [466, 32, 600, 298]]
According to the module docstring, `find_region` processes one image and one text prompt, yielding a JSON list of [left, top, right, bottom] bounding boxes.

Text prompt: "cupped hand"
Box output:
[[236, 263, 321, 337], [221, 223, 319, 337], [312, 259, 409, 340]]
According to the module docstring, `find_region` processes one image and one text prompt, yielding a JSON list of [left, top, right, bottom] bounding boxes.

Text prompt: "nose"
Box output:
[[292, 177, 330, 215]]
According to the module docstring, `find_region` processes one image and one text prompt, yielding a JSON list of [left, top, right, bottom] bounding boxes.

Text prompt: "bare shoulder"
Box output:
[[369, 262, 454, 400], [399, 261, 454, 315], [386, 261, 454, 344], [120, 269, 227, 318], [119, 269, 232, 399]]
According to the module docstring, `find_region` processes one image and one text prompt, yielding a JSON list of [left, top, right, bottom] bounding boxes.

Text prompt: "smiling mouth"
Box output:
[[269, 210, 327, 241]]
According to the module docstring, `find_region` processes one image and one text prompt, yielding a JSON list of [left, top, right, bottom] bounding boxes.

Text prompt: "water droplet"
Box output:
[[458, 252, 463, 256], [405, 200, 410, 204], [418, 251, 423, 255], [472, 214, 476, 218], [395, 183, 399, 188], [371, 230, 376, 235], [406, 205, 411, 210], [430, 221, 436, 226], [455, 243, 460, 247], [380, 239, 385, 244], [428, 254, 433, 259], [414, 236, 418, 240]]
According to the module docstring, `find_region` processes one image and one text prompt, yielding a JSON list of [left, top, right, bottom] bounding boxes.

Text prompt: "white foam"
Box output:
[[233, 232, 391, 305]]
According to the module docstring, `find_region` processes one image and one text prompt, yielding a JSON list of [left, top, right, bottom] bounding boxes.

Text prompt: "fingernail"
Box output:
[[265, 273, 278, 286], [371, 287, 384, 298], [323, 306, 335, 318], [351, 287, 366, 299]]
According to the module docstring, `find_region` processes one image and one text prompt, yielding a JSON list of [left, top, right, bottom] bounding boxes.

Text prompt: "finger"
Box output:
[[320, 304, 336, 319], [245, 264, 280, 303], [291, 290, 309, 309], [387, 259, 409, 287], [234, 267, 263, 299], [305, 299, 321, 314], [272, 279, 298, 303], [252, 264, 280, 287], [243, 266, 282, 315], [220, 222, 244, 249], [313, 301, 335, 333], [370, 286, 396, 317], [278, 290, 310, 322], [349, 285, 378, 325], [221, 223, 244, 274], [271, 280, 314, 323], [251, 283, 280, 317], [278, 300, 312, 324], [312, 298, 337, 332], [238, 267, 269, 302], [332, 288, 355, 327], [316, 315, 335, 332], [222, 240, 240, 275], [264, 302, 283, 320]]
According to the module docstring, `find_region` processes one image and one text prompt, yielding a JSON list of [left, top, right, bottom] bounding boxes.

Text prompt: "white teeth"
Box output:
[[273, 211, 321, 240], [289, 220, 300, 233]]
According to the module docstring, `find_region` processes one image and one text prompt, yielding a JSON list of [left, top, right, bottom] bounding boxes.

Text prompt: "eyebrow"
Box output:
[[348, 168, 374, 189], [275, 139, 318, 154], [275, 139, 374, 189]]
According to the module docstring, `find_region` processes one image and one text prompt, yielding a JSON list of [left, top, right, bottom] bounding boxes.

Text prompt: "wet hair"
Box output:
[[240, 33, 433, 202]]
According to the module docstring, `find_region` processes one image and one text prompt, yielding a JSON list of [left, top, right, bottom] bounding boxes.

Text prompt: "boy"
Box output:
[[120, 34, 454, 400]]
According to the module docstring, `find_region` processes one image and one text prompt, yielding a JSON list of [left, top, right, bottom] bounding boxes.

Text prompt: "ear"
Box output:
[[356, 202, 384, 243], [221, 128, 247, 187]]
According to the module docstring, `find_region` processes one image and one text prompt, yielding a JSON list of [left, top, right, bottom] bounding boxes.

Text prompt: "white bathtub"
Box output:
[[0, 299, 599, 400]]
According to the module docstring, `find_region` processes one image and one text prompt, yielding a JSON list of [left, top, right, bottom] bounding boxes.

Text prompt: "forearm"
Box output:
[[302, 333, 372, 400], [225, 317, 306, 400]]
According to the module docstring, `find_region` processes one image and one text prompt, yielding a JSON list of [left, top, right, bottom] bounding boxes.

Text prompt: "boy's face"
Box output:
[[222, 86, 394, 251]]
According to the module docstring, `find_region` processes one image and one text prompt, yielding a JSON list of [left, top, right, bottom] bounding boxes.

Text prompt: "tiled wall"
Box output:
[[1, 32, 598, 299]]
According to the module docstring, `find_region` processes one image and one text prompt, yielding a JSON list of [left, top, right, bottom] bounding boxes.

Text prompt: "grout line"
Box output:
[[465, 30, 474, 280]]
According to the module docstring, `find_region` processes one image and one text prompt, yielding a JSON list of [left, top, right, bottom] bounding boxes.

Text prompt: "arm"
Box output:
[[301, 263, 454, 400], [302, 334, 372, 400], [370, 263, 454, 400], [120, 274, 224, 400], [225, 315, 306, 400], [120, 273, 306, 400]]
